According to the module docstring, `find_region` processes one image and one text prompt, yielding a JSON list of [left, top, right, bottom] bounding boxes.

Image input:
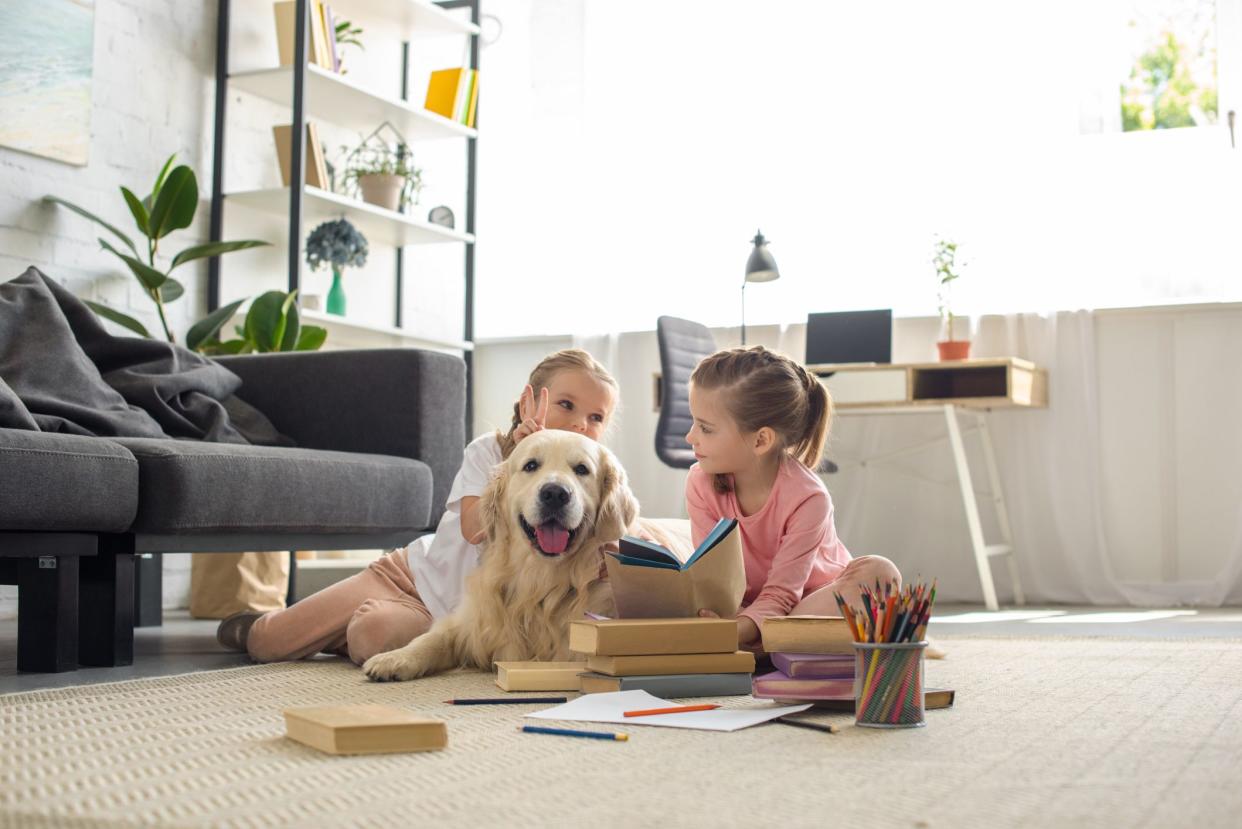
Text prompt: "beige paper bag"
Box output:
[[189, 552, 290, 619]]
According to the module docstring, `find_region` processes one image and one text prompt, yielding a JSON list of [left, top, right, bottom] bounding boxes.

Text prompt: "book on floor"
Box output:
[[578, 671, 754, 698], [586, 650, 756, 677], [568, 618, 738, 657], [759, 688, 957, 711], [771, 652, 855, 678], [760, 615, 854, 655], [283, 705, 447, 755], [605, 518, 746, 618], [494, 661, 586, 692], [751, 670, 855, 700]]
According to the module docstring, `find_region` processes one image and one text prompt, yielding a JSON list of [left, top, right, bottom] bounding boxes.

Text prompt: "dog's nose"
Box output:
[[539, 483, 571, 509]]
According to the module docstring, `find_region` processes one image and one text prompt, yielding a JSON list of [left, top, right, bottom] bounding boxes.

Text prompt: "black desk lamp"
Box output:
[[742, 229, 779, 345]]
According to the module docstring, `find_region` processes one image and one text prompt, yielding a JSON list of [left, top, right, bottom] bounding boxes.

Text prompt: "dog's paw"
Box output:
[[362, 648, 424, 682]]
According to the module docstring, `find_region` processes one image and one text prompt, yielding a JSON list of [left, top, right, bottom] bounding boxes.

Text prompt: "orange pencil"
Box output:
[[623, 704, 720, 717]]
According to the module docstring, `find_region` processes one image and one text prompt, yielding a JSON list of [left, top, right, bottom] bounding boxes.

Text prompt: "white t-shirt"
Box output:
[[406, 432, 504, 620]]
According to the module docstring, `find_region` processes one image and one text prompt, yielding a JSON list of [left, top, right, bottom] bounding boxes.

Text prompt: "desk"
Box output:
[[809, 358, 1047, 610]]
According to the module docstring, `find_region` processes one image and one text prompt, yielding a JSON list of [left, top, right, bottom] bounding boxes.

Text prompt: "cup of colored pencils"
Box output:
[[834, 578, 937, 729]]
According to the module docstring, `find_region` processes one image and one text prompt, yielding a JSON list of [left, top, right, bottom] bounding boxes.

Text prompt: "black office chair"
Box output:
[[654, 315, 838, 474], [655, 316, 716, 469]]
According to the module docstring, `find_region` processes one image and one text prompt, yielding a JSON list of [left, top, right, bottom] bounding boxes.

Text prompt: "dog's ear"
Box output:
[[595, 447, 639, 543], [477, 463, 510, 550]]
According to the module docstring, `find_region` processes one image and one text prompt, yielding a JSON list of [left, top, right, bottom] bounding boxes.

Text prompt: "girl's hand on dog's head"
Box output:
[[513, 384, 549, 444]]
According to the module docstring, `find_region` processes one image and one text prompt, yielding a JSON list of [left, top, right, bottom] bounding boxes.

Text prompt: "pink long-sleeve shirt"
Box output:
[[686, 456, 852, 630]]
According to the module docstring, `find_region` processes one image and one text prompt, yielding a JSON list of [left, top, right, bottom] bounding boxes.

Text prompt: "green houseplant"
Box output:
[[306, 218, 368, 317], [46, 155, 326, 353], [932, 238, 970, 361], [340, 122, 422, 211]]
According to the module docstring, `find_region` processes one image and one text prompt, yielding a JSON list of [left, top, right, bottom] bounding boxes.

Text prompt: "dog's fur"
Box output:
[[362, 430, 637, 682]]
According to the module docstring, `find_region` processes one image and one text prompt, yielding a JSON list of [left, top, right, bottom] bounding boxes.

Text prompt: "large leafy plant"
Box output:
[[45, 155, 326, 353]]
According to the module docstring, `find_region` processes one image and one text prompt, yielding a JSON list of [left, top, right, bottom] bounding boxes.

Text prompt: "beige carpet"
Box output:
[[3, 637, 1241, 828]]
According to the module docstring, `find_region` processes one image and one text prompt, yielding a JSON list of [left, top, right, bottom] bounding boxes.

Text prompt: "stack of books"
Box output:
[[570, 618, 755, 698], [752, 615, 955, 711], [424, 68, 480, 128]]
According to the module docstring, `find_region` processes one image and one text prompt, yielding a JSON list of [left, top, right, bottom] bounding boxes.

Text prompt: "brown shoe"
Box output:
[[216, 611, 265, 653]]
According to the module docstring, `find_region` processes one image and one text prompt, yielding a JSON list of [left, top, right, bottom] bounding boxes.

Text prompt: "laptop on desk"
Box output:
[[805, 310, 893, 373]]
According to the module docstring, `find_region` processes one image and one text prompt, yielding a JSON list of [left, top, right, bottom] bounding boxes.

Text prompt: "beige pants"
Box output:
[[246, 547, 432, 666]]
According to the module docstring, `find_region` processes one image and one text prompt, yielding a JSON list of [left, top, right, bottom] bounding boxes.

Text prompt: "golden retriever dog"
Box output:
[[362, 429, 638, 681]]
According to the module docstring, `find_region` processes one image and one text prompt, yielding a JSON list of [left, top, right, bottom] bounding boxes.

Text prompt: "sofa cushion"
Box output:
[[111, 438, 432, 535], [0, 428, 138, 532]]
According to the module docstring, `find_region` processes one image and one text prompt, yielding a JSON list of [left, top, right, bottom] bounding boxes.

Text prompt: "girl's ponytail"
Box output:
[[790, 364, 831, 471]]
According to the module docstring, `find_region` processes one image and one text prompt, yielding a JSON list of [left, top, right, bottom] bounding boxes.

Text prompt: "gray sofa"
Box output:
[[0, 348, 465, 673]]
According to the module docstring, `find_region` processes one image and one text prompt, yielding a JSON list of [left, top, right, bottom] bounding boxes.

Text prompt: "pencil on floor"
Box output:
[[445, 697, 568, 705], [520, 725, 628, 741], [774, 717, 839, 734]]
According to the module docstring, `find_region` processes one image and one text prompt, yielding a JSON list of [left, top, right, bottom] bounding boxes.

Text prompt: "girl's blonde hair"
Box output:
[[689, 346, 832, 491], [496, 348, 619, 459]]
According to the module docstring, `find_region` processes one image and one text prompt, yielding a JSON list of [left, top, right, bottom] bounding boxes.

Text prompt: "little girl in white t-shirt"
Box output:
[[216, 348, 620, 665]]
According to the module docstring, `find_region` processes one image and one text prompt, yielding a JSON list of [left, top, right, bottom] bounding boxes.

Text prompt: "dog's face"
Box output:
[[483, 430, 637, 560]]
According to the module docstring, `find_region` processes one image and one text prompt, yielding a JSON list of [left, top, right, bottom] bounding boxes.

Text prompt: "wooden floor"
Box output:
[[2, 605, 1241, 694]]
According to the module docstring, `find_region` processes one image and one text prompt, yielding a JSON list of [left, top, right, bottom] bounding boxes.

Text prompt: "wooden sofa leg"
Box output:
[[17, 556, 80, 673], [80, 537, 135, 667]]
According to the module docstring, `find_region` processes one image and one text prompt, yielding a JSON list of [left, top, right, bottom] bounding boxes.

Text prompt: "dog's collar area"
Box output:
[[519, 514, 577, 557]]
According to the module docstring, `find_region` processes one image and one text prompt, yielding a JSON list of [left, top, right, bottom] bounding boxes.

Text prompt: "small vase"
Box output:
[[327, 267, 346, 316], [937, 340, 971, 361]]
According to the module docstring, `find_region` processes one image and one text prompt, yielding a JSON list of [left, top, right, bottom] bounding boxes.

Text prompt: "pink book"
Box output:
[[771, 652, 855, 679], [751, 670, 855, 700]]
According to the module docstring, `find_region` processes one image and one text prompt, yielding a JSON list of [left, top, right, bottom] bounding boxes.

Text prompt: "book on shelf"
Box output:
[[760, 688, 957, 712], [605, 518, 745, 619], [283, 705, 447, 755], [771, 652, 855, 679], [323, 4, 340, 73], [494, 661, 586, 692], [578, 671, 753, 698], [759, 615, 854, 655], [568, 618, 738, 657], [273, 1, 334, 70], [272, 123, 329, 190], [425, 68, 479, 126], [585, 650, 756, 678]]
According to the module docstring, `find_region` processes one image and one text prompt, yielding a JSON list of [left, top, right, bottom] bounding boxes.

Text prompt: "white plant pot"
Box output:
[[357, 173, 404, 211]]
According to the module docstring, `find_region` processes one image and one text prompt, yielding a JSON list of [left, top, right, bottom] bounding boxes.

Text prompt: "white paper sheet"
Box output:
[[525, 690, 812, 732]]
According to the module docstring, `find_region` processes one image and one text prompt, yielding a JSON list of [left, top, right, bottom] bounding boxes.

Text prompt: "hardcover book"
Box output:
[[606, 518, 745, 618], [568, 618, 738, 657], [578, 671, 754, 698], [494, 661, 586, 692], [283, 705, 447, 755], [759, 615, 854, 655], [771, 652, 855, 678], [586, 650, 756, 677]]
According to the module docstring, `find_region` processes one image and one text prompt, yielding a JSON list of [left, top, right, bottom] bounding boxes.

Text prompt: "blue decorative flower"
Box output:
[[306, 219, 369, 271]]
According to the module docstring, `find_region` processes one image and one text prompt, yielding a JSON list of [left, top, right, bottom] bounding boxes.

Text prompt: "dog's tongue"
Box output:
[[535, 521, 570, 554]]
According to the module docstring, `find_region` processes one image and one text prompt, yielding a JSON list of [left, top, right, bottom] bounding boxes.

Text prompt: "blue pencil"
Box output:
[[520, 725, 629, 741]]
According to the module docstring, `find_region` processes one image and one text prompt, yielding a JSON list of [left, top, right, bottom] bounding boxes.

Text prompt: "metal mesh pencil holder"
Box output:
[[852, 641, 927, 729]]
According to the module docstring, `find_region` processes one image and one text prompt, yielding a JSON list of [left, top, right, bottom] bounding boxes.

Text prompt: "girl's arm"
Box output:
[[458, 496, 484, 544]]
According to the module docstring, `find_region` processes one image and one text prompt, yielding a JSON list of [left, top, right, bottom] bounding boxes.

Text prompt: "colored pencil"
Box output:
[[623, 704, 720, 717], [774, 717, 839, 734], [445, 697, 568, 705], [520, 725, 628, 741]]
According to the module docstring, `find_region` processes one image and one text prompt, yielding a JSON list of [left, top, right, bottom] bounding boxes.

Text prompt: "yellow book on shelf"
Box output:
[[465, 70, 480, 127], [272, 124, 327, 189], [273, 1, 327, 67], [283, 705, 447, 755], [425, 68, 469, 120], [310, 1, 332, 69]]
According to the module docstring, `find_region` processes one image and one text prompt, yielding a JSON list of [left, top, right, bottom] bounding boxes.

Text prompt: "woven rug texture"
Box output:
[[3, 637, 1241, 828]]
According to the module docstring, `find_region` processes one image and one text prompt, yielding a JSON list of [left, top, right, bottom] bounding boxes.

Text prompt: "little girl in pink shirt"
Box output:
[[685, 346, 901, 650]]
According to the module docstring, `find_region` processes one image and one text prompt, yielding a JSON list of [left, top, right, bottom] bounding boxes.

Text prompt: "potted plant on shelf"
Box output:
[[306, 218, 368, 316], [933, 238, 971, 361], [341, 121, 423, 212]]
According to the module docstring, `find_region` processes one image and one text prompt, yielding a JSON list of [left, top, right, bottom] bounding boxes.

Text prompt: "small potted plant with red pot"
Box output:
[[933, 238, 971, 361]]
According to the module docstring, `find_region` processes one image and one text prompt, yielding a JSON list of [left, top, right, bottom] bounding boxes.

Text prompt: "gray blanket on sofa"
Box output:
[[0, 266, 287, 445]]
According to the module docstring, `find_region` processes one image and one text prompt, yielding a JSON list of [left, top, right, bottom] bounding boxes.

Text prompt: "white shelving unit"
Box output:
[[208, 0, 480, 357]]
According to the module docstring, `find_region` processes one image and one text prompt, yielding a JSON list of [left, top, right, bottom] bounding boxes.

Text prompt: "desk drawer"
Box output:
[[820, 369, 908, 406]]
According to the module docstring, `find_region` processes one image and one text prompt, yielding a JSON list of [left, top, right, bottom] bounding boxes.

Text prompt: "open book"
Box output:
[[605, 518, 745, 618]]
